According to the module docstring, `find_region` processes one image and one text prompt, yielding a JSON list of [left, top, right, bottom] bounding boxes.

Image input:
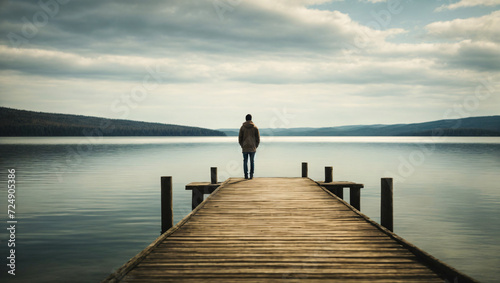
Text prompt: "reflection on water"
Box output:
[[0, 137, 499, 282]]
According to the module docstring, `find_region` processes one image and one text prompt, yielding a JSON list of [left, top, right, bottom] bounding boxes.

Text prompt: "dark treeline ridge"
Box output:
[[221, 115, 500, 136], [0, 107, 226, 137], [403, 128, 500, 137]]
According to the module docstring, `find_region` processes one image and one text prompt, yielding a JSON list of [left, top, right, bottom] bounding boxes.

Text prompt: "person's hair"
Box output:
[[245, 114, 252, 121]]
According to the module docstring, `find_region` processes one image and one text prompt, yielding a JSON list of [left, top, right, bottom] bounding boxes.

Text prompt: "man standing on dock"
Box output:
[[239, 114, 260, 179]]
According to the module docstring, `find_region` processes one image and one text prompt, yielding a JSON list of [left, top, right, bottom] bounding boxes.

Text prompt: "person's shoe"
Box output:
[[250, 175, 253, 179], [244, 175, 248, 179]]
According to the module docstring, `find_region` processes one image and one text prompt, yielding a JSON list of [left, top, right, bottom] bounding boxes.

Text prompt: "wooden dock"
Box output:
[[104, 177, 477, 282]]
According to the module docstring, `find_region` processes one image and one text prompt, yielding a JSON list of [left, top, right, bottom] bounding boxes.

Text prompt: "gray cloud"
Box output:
[[449, 41, 500, 71], [435, 0, 500, 11], [426, 10, 500, 43], [424, 10, 500, 71], [0, 0, 398, 83], [1, 0, 364, 57]]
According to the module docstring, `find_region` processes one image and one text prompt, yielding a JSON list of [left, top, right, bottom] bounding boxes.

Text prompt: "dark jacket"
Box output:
[[239, 121, 260, 152]]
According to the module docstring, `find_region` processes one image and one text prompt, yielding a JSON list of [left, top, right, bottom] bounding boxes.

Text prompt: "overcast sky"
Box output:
[[0, 0, 499, 129]]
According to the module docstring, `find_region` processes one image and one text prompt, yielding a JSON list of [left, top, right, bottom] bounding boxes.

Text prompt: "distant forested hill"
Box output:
[[221, 116, 500, 136], [0, 107, 225, 137]]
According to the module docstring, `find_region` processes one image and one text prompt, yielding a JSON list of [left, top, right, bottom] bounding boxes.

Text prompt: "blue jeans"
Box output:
[[243, 152, 256, 177]]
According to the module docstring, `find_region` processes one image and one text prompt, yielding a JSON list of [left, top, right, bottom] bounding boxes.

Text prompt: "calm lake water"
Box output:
[[0, 136, 499, 282]]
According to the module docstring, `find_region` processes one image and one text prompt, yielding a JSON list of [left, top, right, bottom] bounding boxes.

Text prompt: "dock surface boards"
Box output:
[[119, 177, 444, 282]]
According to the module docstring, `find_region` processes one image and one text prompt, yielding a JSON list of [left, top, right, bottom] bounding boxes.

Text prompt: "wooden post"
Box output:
[[381, 178, 393, 231], [302, 162, 308, 178], [350, 187, 361, 211], [211, 167, 217, 184], [161, 176, 173, 234], [192, 189, 203, 210], [335, 187, 344, 199], [325, 166, 333, 183]]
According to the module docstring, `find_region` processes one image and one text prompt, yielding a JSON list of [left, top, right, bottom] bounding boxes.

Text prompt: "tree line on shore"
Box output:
[[0, 107, 226, 137]]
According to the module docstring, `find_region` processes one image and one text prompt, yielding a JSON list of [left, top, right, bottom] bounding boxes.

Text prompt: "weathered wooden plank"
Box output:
[[120, 281, 442, 283], [185, 182, 221, 189], [123, 270, 442, 278]]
